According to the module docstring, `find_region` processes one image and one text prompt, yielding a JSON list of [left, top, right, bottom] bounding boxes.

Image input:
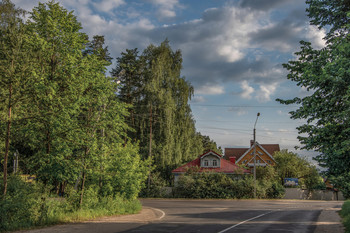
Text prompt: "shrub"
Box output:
[[340, 200, 350, 233], [139, 172, 168, 198], [0, 175, 48, 231], [0, 175, 142, 232], [173, 172, 285, 199]]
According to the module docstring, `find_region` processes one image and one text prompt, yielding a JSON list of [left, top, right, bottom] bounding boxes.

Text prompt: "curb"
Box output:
[[86, 206, 165, 223]]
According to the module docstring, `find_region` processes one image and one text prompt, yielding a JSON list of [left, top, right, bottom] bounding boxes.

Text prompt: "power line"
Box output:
[[190, 104, 299, 108], [196, 126, 299, 133]]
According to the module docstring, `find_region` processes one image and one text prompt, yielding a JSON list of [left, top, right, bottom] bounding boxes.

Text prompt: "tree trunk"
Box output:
[[79, 147, 88, 208], [3, 83, 13, 196], [79, 169, 86, 208], [147, 104, 152, 192]]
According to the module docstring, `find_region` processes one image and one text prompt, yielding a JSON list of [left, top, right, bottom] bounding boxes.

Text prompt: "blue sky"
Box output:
[[13, 0, 326, 162]]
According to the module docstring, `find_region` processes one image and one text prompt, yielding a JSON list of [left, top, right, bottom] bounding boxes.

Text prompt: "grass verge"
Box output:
[[340, 200, 350, 233]]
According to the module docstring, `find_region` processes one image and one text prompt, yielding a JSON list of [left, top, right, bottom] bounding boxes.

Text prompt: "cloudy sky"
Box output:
[[13, 0, 326, 161]]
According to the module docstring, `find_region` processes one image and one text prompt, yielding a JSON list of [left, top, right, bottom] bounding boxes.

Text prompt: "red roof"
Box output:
[[172, 150, 250, 174]]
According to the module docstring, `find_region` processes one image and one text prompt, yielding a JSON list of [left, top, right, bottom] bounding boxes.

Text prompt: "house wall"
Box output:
[[237, 147, 275, 166]]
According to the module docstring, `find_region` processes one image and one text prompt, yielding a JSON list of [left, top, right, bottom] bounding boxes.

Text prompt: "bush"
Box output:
[[340, 200, 350, 233], [139, 172, 168, 198], [173, 172, 285, 199], [0, 175, 142, 232], [0, 175, 48, 232]]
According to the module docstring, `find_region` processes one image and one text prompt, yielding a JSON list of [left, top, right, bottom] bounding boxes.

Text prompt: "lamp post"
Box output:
[[253, 112, 260, 199]]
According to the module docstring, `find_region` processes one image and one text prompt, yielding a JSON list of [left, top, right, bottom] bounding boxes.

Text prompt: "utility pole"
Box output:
[[253, 112, 260, 199]]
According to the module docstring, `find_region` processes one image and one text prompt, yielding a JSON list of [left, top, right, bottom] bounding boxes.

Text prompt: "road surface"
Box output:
[[17, 199, 343, 233]]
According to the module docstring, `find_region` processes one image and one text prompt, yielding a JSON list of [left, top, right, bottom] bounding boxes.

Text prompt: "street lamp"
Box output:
[[253, 112, 260, 199]]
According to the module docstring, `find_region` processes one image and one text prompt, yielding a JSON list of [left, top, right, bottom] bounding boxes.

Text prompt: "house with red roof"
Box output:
[[225, 140, 280, 170], [172, 150, 250, 183]]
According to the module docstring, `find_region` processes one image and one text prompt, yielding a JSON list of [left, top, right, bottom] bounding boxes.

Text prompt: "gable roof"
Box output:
[[199, 150, 222, 159], [224, 148, 248, 161], [225, 142, 280, 161], [237, 142, 279, 163], [172, 150, 250, 174]]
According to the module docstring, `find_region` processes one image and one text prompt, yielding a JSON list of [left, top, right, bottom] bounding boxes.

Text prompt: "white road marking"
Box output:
[[217, 211, 274, 233], [149, 207, 166, 220]]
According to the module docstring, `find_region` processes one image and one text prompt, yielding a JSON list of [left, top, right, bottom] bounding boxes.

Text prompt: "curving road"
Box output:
[[17, 199, 343, 233], [135, 199, 343, 233]]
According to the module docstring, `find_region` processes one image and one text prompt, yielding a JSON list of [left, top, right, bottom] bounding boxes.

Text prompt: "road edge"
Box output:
[[314, 207, 344, 233]]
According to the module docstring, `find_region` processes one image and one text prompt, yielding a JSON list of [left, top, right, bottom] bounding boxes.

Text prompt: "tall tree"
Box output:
[[277, 0, 350, 178], [113, 40, 206, 181], [22, 0, 88, 190], [0, 0, 31, 196]]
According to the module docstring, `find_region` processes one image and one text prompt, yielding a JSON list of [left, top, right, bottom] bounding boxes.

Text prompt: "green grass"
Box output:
[[340, 200, 350, 233], [0, 195, 142, 232], [44, 196, 142, 224]]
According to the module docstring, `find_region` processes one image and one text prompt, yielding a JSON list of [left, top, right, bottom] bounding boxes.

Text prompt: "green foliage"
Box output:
[[277, 0, 350, 185], [173, 172, 285, 199], [256, 166, 278, 181], [0, 0, 33, 195], [1, 0, 148, 212], [112, 40, 217, 181], [197, 132, 223, 154], [139, 171, 168, 198], [0, 175, 46, 231], [332, 173, 350, 199], [340, 200, 350, 233], [273, 150, 324, 190], [0, 175, 142, 232]]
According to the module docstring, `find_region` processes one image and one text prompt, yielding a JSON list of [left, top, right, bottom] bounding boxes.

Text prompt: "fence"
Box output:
[[283, 188, 344, 200]]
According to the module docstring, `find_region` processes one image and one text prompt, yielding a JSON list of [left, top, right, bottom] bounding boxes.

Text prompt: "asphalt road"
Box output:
[[133, 199, 343, 233], [17, 199, 343, 233]]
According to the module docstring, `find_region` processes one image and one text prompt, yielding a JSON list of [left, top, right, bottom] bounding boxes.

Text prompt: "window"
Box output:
[[213, 160, 218, 167], [204, 160, 209, 166]]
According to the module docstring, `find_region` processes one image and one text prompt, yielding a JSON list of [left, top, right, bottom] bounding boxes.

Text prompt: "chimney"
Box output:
[[229, 156, 236, 164]]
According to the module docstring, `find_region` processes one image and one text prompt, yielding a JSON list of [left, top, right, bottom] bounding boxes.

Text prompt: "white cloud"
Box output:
[[240, 81, 254, 99], [147, 0, 182, 19], [191, 95, 206, 103], [256, 83, 278, 103], [196, 84, 225, 95], [92, 0, 125, 14], [305, 25, 326, 49]]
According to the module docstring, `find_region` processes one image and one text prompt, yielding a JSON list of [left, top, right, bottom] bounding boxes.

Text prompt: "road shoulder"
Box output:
[[314, 207, 344, 233], [13, 207, 164, 233]]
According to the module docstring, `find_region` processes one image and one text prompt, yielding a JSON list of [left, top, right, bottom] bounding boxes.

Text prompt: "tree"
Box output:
[[273, 149, 324, 190], [0, 0, 31, 196], [197, 132, 223, 154], [113, 40, 206, 181], [20, 1, 92, 195], [277, 0, 350, 178]]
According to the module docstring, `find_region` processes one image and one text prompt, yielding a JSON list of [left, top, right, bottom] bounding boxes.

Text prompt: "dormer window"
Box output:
[[213, 160, 218, 167], [204, 160, 209, 166]]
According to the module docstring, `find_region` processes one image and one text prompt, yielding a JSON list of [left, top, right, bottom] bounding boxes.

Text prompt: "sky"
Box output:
[[12, 0, 326, 163]]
